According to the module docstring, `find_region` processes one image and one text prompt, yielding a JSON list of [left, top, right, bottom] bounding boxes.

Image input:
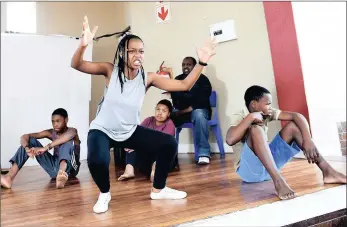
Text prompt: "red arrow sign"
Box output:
[[158, 7, 168, 21]]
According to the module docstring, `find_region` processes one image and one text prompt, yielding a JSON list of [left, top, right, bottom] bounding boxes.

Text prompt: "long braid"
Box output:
[[113, 34, 145, 93], [141, 66, 146, 87], [114, 37, 127, 92], [126, 38, 131, 85]]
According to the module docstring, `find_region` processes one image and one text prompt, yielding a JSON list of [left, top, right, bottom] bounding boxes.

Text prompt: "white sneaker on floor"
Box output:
[[150, 187, 187, 200], [93, 192, 111, 214], [198, 157, 210, 164]]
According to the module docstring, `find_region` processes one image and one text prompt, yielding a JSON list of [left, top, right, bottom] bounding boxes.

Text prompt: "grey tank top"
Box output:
[[90, 66, 147, 141]]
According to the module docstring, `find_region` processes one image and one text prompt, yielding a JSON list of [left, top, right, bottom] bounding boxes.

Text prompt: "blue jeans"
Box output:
[[237, 133, 301, 183], [172, 109, 211, 158], [10, 137, 80, 178]]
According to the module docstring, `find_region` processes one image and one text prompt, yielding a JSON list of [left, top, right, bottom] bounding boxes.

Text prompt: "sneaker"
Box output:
[[198, 157, 210, 165], [150, 187, 187, 200], [93, 192, 111, 214]]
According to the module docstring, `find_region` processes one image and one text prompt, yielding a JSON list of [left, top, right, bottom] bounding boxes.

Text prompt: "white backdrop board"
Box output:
[[1, 33, 92, 168], [292, 3, 346, 156]]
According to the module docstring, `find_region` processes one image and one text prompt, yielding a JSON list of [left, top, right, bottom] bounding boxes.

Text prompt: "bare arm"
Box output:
[[148, 36, 217, 92], [71, 16, 113, 83], [278, 111, 311, 140], [20, 130, 53, 148], [226, 115, 254, 146], [49, 128, 78, 148], [148, 64, 205, 92], [32, 128, 78, 156], [71, 45, 114, 78], [278, 111, 319, 163]]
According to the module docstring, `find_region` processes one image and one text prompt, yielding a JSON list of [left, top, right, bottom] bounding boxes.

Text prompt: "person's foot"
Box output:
[[118, 164, 135, 181], [118, 172, 135, 181], [150, 187, 187, 200], [273, 177, 296, 200], [1, 174, 12, 189], [56, 170, 68, 189], [198, 157, 210, 165], [93, 192, 111, 214], [323, 169, 347, 184]]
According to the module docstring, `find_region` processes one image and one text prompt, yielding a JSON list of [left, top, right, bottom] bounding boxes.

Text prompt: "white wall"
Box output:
[[126, 2, 281, 150], [1, 2, 7, 33], [292, 2, 346, 156], [1, 33, 92, 168]]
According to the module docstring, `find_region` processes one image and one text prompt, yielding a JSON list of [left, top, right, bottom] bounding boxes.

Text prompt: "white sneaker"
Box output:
[[150, 187, 187, 200], [198, 157, 210, 164], [93, 192, 111, 214]]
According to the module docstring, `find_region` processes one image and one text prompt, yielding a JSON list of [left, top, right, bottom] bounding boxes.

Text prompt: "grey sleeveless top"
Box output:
[[90, 66, 147, 141]]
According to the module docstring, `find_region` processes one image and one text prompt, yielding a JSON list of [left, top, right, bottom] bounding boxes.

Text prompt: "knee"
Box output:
[[247, 125, 268, 151], [249, 125, 265, 139], [29, 137, 37, 143], [59, 140, 74, 150], [87, 131, 109, 166], [87, 147, 108, 166], [29, 137, 41, 146], [87, 154, 108, 167], [283, 122, 300, 135], [191, 109, 208, 123]]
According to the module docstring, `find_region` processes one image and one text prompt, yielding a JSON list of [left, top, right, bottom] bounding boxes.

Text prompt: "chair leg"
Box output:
[[212, 124, 225, 159]]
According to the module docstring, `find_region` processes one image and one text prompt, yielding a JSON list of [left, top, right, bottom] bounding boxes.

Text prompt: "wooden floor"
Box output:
[[1, 153, 346, 227]]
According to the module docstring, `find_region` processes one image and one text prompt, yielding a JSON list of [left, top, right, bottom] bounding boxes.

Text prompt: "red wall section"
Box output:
[[263, 2, 310, 127]]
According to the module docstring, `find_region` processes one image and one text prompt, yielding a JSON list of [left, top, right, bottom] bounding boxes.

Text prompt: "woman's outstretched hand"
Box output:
[[195, 36, 217, 64], [80, 16, 98, 47]]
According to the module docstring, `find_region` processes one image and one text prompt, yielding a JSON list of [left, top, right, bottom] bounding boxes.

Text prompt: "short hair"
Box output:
[[52, 108, 68, 118], [157, 99, 173, 113], [183, 56, 197, 66], [244, 85, 271, 107]]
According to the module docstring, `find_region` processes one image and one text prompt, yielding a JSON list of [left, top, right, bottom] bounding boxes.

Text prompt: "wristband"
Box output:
[[198, 61, 208, 66]]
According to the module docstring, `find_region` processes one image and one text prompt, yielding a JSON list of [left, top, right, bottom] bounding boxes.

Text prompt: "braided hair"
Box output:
[[113, 34, 146, 92]]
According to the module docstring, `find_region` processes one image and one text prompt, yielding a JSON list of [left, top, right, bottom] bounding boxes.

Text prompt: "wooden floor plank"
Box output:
[[1, 153, 345, 227]]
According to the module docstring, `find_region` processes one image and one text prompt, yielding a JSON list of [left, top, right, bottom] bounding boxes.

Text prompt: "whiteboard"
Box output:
[[1, 33, 92, 168]]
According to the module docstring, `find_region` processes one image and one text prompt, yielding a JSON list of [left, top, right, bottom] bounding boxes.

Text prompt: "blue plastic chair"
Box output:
[[175, 91, 225, 161]]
